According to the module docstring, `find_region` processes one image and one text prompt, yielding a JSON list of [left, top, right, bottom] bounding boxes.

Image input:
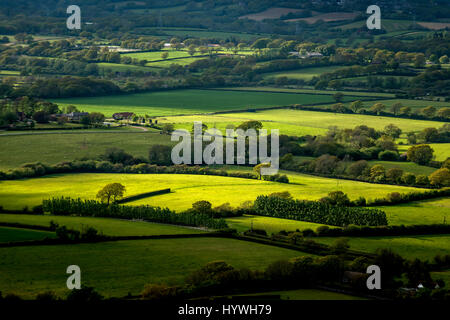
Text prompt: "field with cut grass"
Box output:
[[0, 172, 426, 211], [0, 238, 308, 298], [315, 235, 450, 261], [51, 89, 355, 117], [239, 7, 304, 21], [0, 214, 204, 236], [0, 226, 56, 243], [0, 131, 172, 170], [157, 108, 447, 137]]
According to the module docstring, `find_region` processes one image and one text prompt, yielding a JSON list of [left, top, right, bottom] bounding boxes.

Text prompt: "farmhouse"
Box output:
[[113, 112, 134, 120], [65, 112, 89, 120]]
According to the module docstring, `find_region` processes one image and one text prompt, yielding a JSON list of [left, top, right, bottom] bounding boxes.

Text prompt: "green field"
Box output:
[[226, 215, 331, 234], [0, 131, 172, 170], [263, 66, 349, 81], [0, 238, 308, 298], [51, 89, 362, 117], [315, 234, 450, 261], [0, 214, 204, 236], [97, 63, 159, 73], [368, 160, 437, 176], [336, 19, 417, 32], [158, 108, 447, 137], [399, 144, 449, 162], [235, 289, 365, 300], [380, 198, 450, 226], [0, 172, 426, 211], [0, 226, 56, 243], [221, 86, 396, 98]]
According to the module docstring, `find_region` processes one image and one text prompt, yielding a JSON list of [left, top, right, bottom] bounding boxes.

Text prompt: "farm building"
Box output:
[[113, 112, 135, 120]]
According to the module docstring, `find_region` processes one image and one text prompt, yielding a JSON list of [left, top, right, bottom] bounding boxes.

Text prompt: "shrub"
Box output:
[[378, 150, 399, 161], [402, 172, 416, 185], [66, 286, 103, 302]]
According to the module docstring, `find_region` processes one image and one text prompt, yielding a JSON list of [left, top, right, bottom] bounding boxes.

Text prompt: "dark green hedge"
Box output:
[[254, 195, 388, 227], [42, 197, 228, 230]]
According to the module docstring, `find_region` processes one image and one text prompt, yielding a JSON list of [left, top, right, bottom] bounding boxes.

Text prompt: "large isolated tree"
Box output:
[[96, 183, 126, 205]]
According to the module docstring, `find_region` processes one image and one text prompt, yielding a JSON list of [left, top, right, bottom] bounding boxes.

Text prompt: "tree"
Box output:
[[192, 200, 212, 215], [32, 110, 50, 123], [237, 120, 263, 131], [402, 172, 416, 185], [96, 183, 126, 204], [413, 53, 426, 68], [331, 103, 346, 113], [253, 163, 271, 180], [429, 168, 450, 187], [437, 107, 450, 119], [386, 168, 403, 184], [420, 128, 439, 143], [407, 145, 434, 165], [332, 92, 344, 103], [88, 112, 105, 124], [400, 106, 411, 116], [320, 191, 350, 206], [384, 124, 402, 139], [390, 103, 403, 116], [330, 238, 350, 254], [161, 52, 169, 60], [149, 144, 172, 165], [161, 123, 174, 134], [439, 55, 449, 64], [370, 164, 386, 182], [350, 100, 363, 113], [187, 44, 196, 57], [421, 106, 436, 118], [370, 103, 386, 115]]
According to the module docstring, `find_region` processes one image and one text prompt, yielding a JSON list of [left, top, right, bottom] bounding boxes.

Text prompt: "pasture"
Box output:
[[236, 289, 364, 300], [157, 108, 447, 137], [0, 214, 204, 236], [0, 238, 308, 298], [226, 215, 330, 234], [0, 131, 172, 170], [315, 235, 450, 261], [0, 226, 56, 243], [380, 198, 450, 226], [52, 89, 360, 117], [398, 144, 449, 162], [367, 161, 436, 176], [0, 172, 426, 211], [263, 66, 350, 81]]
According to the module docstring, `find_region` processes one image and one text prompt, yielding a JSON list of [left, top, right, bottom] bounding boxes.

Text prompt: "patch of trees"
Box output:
[[253, 194, 388, 227]]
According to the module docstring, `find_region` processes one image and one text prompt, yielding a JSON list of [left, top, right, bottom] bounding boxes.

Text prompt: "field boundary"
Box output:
[[116, 188, 171, 204]]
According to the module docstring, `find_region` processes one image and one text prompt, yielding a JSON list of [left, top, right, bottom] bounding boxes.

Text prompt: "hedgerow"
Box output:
[[254, 195, 387, 227], [42, 197, 228, 230]]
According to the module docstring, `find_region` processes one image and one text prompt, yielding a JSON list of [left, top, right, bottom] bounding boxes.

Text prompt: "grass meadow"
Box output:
[[157, 108, 447, 137], [0, 172, 426, 211], [0, 226, 56, 243], [0, 238, 308, 298], [0, 214, 204, 236], [315, 235, 450, 261], [0, 131, 172, 170], [51, 89, 363, 117], [398, 144, 449, 162]]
